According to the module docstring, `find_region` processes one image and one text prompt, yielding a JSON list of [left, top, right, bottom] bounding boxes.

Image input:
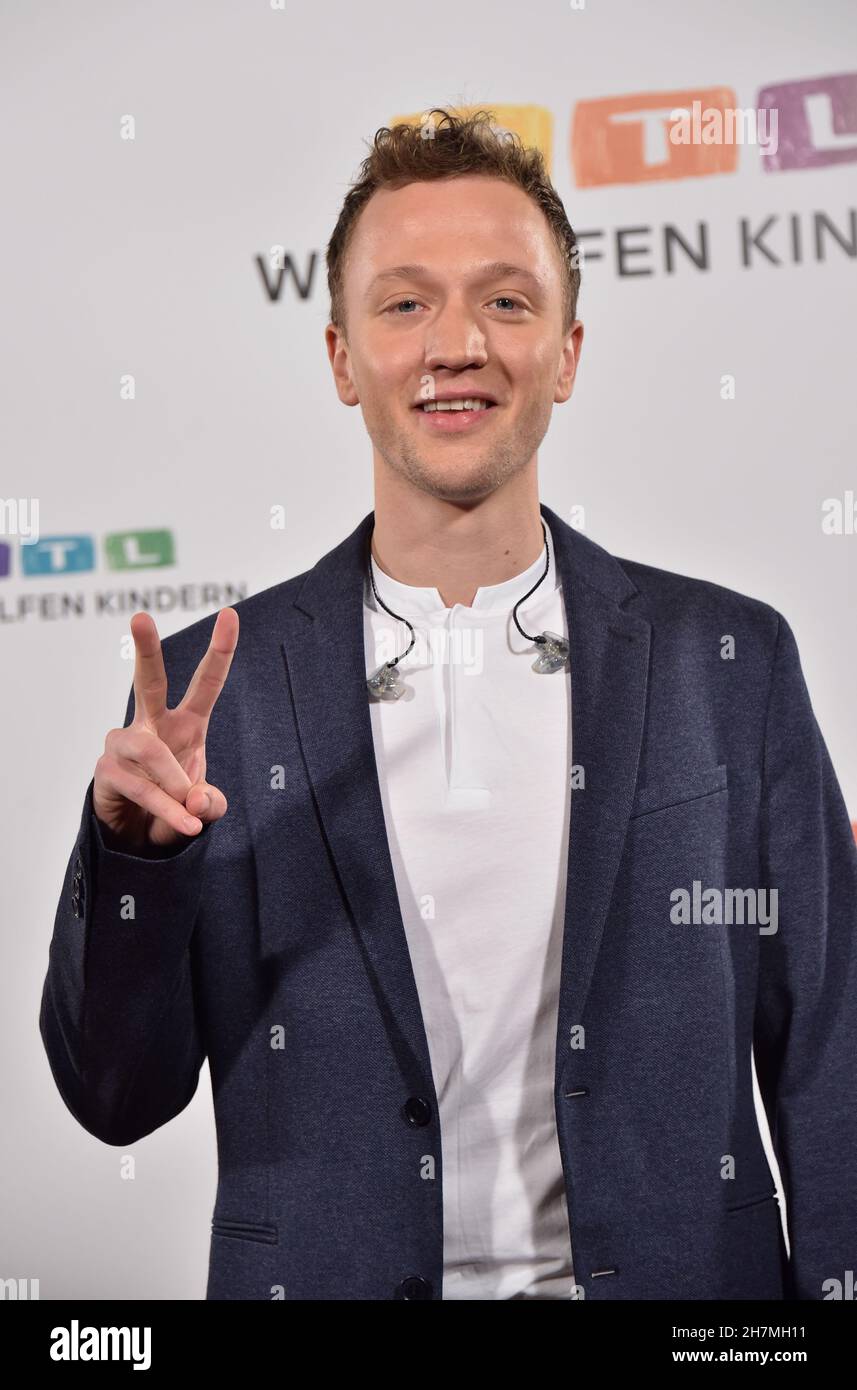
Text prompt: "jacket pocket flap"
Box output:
[[630, 763, 727, 819], [211, 1218, 278, 1244]]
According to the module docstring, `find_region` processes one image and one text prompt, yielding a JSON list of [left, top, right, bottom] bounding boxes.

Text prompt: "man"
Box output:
[[40, 108, 857, 1301]]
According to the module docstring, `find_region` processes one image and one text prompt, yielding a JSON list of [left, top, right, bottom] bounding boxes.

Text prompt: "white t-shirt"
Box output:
[[364, 520, 576, 1300]]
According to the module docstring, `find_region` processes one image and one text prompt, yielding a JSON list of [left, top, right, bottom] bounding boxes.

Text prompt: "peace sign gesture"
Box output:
[[93, 607, 240, 850]]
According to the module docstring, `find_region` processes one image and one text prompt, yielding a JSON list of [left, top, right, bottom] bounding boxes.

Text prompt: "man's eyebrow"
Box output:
[[366, 261, 547, 295]]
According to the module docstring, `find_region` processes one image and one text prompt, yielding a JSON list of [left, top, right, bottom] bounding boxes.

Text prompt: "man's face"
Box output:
[[326, 174, 582, 504]]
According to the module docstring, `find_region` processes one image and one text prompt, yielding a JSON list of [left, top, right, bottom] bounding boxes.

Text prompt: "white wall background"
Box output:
[[2, 0, 855, 1298]]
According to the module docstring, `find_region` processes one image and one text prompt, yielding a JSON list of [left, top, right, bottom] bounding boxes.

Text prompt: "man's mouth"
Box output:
[[416, 398, 496, 414], [413, 396, 500, 432]]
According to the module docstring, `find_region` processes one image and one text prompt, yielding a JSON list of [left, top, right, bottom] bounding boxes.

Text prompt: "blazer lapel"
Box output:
[[281, 510, 436, 1087], [282, 504, 652, 1095], [539, 504, 651, 1085]]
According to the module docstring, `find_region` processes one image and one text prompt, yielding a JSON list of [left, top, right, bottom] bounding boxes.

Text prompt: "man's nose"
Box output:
[[424, 301, 489, 372]]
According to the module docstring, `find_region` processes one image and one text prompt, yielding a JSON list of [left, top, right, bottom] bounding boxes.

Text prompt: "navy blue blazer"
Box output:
[[40, 502, 857, 1300]]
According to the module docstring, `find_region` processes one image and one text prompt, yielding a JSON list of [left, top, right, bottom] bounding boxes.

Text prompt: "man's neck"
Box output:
[[370, 474, 545, 609]]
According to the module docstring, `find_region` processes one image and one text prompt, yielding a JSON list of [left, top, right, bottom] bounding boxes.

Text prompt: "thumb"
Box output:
[[185, 780, 228, 823]]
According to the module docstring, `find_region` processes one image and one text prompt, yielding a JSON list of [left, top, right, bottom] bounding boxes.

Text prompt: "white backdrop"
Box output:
[[2, 0, 855, 1298]]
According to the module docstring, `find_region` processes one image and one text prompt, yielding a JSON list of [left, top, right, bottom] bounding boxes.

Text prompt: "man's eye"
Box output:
[[385, 296, 525, 315]]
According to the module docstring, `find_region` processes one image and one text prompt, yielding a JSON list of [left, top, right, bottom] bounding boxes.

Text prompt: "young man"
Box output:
[[40, 109, 857, 1301]]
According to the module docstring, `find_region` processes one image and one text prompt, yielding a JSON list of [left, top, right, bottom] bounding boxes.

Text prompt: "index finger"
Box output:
[[131, 612, 168, 724], [178, 607, 240, 720]]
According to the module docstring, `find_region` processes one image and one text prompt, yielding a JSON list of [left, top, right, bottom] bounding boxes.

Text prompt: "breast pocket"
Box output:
[[629, 763, 728, 820], [620, 762, 731, 951]]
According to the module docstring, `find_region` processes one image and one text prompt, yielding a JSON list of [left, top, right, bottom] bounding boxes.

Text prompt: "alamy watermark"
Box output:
[[670, 102, 778, 157], [670, 881, 778, 935], [371, 623, 484, 675], [0, 497, 39, 543]]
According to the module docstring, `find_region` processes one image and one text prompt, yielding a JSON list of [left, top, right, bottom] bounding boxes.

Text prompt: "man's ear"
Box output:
[[555, 320, 584, 405], [325, 322, 360, 406]]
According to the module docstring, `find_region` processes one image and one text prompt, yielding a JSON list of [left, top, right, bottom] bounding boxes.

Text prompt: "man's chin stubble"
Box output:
[[379, 438, 530, 503]]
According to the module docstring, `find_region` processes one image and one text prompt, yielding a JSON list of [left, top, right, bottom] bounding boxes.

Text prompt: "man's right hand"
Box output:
[[93, 607, 240, 850]]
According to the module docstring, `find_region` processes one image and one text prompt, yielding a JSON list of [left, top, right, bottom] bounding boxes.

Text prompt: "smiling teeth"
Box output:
[[422, 398, 491, 412]]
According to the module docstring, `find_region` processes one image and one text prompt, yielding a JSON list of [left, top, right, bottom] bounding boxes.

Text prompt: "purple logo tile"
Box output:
[[759, 72, 857, 172]]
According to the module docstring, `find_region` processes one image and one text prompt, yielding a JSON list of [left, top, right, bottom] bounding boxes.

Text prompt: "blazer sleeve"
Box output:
[[753, 610, 857, 1300], [39, 684, 213, 1147]]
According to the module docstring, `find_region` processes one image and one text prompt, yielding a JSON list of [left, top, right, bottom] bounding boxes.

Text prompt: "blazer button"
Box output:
[[401, 1096, 431, 1127], [395, 1275, 433, 1300]]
